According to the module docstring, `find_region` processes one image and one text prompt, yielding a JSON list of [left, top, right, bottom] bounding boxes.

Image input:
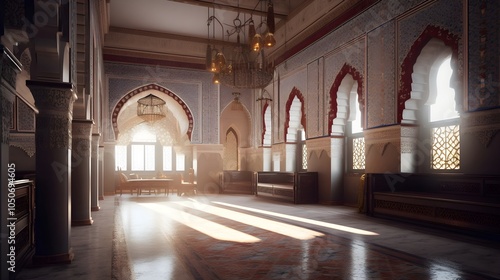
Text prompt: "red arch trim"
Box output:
[[111, 83, 194, 140], [397, 25, 460, 123], [261, 101, 271, 145], [328, 63, 364, 135]]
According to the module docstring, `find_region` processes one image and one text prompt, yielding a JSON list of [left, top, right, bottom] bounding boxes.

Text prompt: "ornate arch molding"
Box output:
[[284, 87, 306, 141], [111, 84, 194, 140], [398, 25, 460, 123], [328, 63, 364, 135]]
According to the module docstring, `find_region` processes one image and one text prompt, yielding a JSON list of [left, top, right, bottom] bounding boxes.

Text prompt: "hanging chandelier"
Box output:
[[206, 0, 275, 89], [137, 94, 166, 122]]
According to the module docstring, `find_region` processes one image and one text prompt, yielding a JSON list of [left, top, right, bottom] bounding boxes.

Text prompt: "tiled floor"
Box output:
[[16, 193, 500, 279]]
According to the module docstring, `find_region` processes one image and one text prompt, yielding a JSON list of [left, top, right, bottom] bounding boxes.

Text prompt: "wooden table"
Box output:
[[120, 178, 173, 195]]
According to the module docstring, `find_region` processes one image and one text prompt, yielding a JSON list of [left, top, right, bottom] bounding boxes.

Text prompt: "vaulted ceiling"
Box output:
[[103, 0, 374, 69]]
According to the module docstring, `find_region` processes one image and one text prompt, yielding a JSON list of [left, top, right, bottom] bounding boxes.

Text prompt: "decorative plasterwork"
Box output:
[[461, 108, 500, 147], [111, 83, 193, 140], [306, 137, 333, 159], [27, 81, 77, 150], [364, 125, 402, 155], [10, 133, 35, 157]]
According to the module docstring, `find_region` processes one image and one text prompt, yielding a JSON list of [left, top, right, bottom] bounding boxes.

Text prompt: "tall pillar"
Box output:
[[262, 147, 272, 171], [91, 133, 100, 210], [285, 143, 297, 172], [330, 136, 345, 204], [71, 120, 93, 225], [27, 80, 76, 264], [98, 145, 105, 199]]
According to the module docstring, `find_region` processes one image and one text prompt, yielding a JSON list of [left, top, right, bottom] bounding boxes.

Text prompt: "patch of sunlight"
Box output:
[[140, 203, 260, 243], [430, 263, 462, 280], [176, 200, 324, 240], [212, 201, 379, 236]]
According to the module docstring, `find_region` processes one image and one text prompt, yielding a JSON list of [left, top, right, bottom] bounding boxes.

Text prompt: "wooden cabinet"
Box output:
[[13, 179, 35, 269], [256, 172, 318, 204]]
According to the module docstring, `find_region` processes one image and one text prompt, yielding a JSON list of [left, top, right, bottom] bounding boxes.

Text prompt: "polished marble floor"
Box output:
[[16, 193, 500, 279]]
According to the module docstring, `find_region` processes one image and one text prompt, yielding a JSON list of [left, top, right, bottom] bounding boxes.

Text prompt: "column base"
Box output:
[[71, 218, 94, 226], [32, 249, 74, 265], [91, 206, 101, 211]]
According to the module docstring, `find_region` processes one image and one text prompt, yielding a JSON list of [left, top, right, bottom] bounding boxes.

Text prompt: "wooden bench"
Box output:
[[220, 171, 255, 194], [256, 172, 318, 204], [365, 173, 500, 237]]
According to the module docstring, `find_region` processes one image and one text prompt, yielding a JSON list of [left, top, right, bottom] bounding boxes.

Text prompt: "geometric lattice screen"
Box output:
[[352, 137, 365, 170], [302, 143, 308, 170], [431, 125, 460, 170]]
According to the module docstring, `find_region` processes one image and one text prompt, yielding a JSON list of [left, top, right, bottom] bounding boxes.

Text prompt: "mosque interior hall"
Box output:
[[1, 0, 500, 279]]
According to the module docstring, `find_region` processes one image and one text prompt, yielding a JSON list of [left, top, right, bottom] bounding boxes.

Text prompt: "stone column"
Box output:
[[91, 133, 100, 210], [27, 80, 76, 264], [285, 143, 297, 172], [330, 136, 345, 204], [98, 145, 105, 200], [71, 120, 93, 225]]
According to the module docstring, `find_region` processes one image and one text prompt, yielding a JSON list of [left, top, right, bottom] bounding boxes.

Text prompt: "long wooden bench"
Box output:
[[365, 173, 500, 237]]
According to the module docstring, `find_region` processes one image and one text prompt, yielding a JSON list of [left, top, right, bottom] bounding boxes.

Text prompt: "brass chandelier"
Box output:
[[206, 0, 275, 89], [137, 94, 166, 122]]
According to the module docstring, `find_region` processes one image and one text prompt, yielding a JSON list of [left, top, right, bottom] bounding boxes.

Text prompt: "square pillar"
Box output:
[[27, 80, 77, 265]]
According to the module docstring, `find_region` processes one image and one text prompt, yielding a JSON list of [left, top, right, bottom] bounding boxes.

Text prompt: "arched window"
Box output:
[[131, 127, 156, 171], [331, 72, 365, 171], [114, 123, 186, 172], [401, 37, 460, 172], [348, 87, 365, 171]]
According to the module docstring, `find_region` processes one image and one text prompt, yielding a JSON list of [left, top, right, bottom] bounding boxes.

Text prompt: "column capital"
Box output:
[[72, 119, 94, 139], [26, 80, 77, 114]]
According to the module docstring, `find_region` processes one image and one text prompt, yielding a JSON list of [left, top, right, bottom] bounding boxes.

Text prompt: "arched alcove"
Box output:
[[398, 25, 460, 123], [401, 38, 457, 124], [220, 98, 251, 147], [111, 84, 194, 143], [223, 127, 239, 170], [262, 101, 272, 146], [328, 63, 364, 135], [284, 87, 306, 142]]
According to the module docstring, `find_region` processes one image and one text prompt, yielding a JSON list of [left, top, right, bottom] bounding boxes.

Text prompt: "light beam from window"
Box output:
[[176, 201, 324, 240], [212, 202, 378, 236], [140, 203, 261, 243]]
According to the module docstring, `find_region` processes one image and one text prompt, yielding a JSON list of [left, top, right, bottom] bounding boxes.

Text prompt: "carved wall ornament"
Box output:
[[461, 109, 500, 147], [306, 137, 332, 158], [27, 82, 76, 150], [10, 133, 36, 157]]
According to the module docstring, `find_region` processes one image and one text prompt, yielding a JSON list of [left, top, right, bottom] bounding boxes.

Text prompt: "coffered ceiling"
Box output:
[[103, 0, 373, 69]]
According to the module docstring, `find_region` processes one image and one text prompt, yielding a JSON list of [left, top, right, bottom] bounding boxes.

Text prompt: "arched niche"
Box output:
[[328, 63, 364, 135], [111, 84, 194, 144]]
